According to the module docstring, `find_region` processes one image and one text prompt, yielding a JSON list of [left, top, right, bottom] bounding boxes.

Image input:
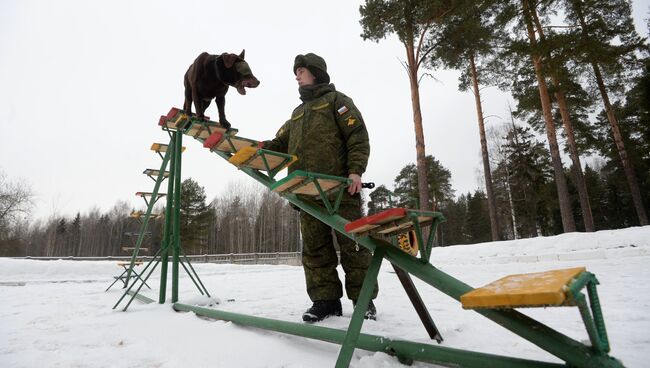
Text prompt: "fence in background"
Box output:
[[13, 252, 303, 266]]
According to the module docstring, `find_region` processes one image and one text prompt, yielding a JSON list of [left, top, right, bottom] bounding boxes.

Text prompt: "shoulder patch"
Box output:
[[337, 106, 349, 115], [346, 116, 357, 126]]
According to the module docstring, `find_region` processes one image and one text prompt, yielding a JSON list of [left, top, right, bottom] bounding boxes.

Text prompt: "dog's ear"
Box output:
[[222, 53, 238, 68], [239, 49, 245, 60]]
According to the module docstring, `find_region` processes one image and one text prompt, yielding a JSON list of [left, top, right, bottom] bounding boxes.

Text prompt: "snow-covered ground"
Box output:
[[1, 226, 649, 368]]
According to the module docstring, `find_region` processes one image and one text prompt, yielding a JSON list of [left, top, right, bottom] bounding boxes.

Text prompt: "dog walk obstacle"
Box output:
[[111, 110, 215, 311], [116, 107, 623, 368]]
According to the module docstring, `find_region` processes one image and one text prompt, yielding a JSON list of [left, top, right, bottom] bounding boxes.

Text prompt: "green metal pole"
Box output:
[[159, 138, 176, 303], [335, 247, 385, 367], [172, 303, 564, 368], [172, 131, 183, 302]]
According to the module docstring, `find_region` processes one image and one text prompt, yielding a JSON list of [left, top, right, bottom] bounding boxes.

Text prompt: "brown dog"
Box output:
[[183, 50, 260, 129]]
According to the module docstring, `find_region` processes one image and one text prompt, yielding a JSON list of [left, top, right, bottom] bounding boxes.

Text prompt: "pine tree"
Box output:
[[428, 0, 502, 240], [360, 0, 454, 211], [367, 185, 394, 215], [564, 0, 648, 225], [180, 178, 212, 254], [393, 156, 454, 210], [503, 124, 554, 237], [465, 190, 491, 243]]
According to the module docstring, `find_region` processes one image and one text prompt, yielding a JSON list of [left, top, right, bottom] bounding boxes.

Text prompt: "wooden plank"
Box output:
[[143, 169, 169, 177], [184, 121, 227, 140], [345, 208, 407, 234], [135, 192, 167, 198], [460, 267, 587, 309], [291, 178, 344, 196], [117, 261, 144, 266], [215, 136, 258, 153], [150, 143, 185, 153], [122, 247, 149, 252], [271, 176, 305, 194]]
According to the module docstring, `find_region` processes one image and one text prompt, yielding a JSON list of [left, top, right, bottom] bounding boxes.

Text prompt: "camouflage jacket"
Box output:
[[263, 83, 370, 178]]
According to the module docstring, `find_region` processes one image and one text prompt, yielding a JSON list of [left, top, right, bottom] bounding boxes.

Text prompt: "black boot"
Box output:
[[353, 300, 377, 320], [302, 300, 342, 322]]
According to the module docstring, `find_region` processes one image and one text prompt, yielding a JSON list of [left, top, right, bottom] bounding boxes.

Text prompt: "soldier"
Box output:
[[262, 53, 378, 322]]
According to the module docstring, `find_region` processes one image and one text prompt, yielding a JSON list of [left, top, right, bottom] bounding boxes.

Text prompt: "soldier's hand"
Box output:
[[348, 173, 362, 195]]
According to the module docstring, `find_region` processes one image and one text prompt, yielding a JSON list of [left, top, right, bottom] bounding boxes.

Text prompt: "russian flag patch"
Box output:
[[337, 105, 349, 115]]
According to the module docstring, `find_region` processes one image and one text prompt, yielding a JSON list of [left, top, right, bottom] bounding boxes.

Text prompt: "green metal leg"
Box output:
[[159, 138, 177, 303], [335, 247, 385, 367], [181, 252, 211, 297], [172, 131, 183, 302]]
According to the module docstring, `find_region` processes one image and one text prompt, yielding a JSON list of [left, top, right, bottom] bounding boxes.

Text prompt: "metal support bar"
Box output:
[[391, 263, 443, 342], [173, 303, 565, 368], [172, 131, 183, 303], [335, 247, 385, 367]]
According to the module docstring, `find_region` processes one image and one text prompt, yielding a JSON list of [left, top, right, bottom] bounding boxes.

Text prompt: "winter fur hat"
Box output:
[[293, 53, 330, 84]]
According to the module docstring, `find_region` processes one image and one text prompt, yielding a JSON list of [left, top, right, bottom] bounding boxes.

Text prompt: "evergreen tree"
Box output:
[[70, 212, 81, 256], [564, 0, 648, 225], [180, 178, 212, 254], [393, 155, 454, 210], [495, 0, 576, 232], [360, 0, 455, 211], [503, 124, 554, 237], [367, 185, 394, 215], [439, 194, 468, 246], [465, 190, 491, 243], [428, 0, 502, 240]]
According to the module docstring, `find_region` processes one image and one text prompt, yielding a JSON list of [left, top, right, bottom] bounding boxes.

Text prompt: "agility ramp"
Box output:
[[116, 108, 623, 368]]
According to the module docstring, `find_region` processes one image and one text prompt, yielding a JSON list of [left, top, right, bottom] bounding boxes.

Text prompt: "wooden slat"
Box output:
[[150, 143, 185, 153], [271, 176, 305, 194], [142, 169, 170, 177], [345, 208, 407, 234], [117, 261, 144, 266], [122, 247, 149, 252], [184, 121, 227, 140], [291, 179, 344, 196], [214, 136, 258, 153], [460, 267, 587, 309], [135, 192, 167, 198]]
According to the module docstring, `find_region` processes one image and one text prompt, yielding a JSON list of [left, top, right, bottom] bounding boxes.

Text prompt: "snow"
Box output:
[[1, 226, 649, 368]]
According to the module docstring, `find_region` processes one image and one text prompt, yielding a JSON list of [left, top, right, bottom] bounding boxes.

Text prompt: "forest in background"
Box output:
[[1, 0, 649, 256]]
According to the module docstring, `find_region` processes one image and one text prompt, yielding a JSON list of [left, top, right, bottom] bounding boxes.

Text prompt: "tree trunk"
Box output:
[[529, 7, 595, 232], [405, 43, 431, 211], [572, 0, 648, 226], [469, 53, 500, 241], [522, 0, 576, 232]]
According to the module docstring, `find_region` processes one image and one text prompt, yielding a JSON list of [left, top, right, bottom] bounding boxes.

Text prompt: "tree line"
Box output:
[[0, 177, 301, 257], [360, 0, 649, 240]]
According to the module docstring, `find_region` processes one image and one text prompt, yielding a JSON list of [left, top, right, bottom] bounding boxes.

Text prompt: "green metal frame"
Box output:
[[270, 170, 351, 216], [112, 126, 211, 311], [238, 148, 296, 180], [116, 111, 623, 368]]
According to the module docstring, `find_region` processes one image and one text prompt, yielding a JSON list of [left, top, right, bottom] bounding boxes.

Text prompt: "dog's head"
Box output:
[[220, 50, 260, 95]]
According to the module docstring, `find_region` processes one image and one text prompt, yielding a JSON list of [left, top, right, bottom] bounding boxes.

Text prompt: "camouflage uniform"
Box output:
[[264, 54, 378, 302]]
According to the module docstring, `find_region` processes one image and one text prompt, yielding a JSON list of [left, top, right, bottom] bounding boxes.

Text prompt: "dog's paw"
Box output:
[[220, 120, 231, 130]]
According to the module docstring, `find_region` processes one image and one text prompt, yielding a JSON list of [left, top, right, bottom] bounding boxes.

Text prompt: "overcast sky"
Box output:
[[1, 0, 648, 221]]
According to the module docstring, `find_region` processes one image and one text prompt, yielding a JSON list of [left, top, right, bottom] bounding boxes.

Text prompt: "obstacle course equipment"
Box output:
[[112, 110, 212, 311], [116, 108, 622, 368]]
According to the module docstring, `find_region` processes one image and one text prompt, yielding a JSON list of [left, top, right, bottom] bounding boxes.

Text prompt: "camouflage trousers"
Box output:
[[300, 193, 379, 301]]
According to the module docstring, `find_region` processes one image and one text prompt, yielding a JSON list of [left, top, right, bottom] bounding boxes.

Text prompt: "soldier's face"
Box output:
[[296, 67, 316, 87]]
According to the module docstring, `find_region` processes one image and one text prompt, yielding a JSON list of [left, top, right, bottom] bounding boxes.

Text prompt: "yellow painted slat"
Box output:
[[228, 146, 258, 166], [460, 267, 586, 309]]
